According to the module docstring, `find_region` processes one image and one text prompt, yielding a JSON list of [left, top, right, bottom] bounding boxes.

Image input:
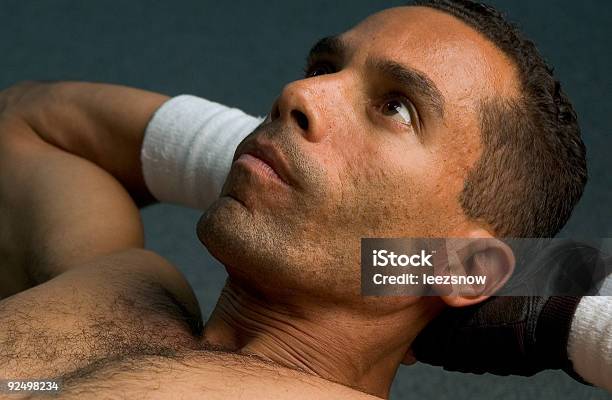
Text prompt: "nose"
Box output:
[[269, 79, 328, 143]]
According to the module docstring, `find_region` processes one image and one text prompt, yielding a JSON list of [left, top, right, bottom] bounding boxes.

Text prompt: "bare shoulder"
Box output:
[[54, 350, 380, 400]]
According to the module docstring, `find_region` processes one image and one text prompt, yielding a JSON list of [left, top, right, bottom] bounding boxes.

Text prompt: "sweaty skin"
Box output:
[[0, 6, 520, 399]]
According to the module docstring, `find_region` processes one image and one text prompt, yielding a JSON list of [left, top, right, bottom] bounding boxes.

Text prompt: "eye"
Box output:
[[380, 97, 413, 126], [304, 62, 335, 78]]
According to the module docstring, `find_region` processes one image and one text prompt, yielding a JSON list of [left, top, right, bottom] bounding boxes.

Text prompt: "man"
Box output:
[[0, 1, 594, 399]]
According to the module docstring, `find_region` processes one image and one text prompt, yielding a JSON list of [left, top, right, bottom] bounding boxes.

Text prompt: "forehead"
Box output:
[[342, 6, 518, 110]]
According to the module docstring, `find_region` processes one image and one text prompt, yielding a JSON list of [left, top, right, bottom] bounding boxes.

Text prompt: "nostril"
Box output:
[[270, 102, 281, 120], [291, 110, 309, 131]]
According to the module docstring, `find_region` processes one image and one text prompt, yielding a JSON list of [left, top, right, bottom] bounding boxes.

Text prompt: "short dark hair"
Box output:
[[412, 0, 587, 237]]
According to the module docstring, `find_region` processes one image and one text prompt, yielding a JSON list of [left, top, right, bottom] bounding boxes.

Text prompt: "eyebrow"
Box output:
[[306, 35, 445, 119], [368, 58, 445, 119], [306, 35, 347, 66]]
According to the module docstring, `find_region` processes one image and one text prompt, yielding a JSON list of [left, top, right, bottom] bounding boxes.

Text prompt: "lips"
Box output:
[[236, 140, 292, 186]]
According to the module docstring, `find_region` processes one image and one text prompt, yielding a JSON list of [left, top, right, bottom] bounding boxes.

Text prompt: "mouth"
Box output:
[[234, 140, 292, 187]]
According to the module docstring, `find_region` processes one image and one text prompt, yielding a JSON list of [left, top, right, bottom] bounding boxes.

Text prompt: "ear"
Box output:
[[439, 229, 515, 308]]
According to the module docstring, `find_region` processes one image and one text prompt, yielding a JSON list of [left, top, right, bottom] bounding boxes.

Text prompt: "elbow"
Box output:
[[0, 81, 60, 145]]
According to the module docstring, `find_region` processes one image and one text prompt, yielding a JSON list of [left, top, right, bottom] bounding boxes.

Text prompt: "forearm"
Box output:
[[1, 81, 169, 206]]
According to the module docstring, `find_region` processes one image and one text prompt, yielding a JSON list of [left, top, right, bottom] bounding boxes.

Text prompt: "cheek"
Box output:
[[429, 130, 481, 205], [328, 146, 427, 235]]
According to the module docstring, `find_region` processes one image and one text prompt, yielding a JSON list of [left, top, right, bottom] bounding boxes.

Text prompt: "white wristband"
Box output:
[[141, 95, 263, 210], [568, 294, 612, 392]]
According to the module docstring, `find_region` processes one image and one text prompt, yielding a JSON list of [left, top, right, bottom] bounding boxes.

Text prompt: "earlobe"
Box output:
[[401, 347, 417, 365], [439, 231, 515, 308]]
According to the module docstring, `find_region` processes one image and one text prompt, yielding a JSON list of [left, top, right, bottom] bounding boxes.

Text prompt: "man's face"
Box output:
[[198, 6, 518, 306]]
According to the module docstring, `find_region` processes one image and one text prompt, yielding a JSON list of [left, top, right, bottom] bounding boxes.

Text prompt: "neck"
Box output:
[[203, 279, 442, 398]]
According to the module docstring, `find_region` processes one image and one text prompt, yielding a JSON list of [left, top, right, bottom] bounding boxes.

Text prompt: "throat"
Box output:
[[201, 279, 430, 398]]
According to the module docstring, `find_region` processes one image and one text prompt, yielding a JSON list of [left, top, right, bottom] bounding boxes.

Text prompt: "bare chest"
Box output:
[[56, 350, 375, 400]]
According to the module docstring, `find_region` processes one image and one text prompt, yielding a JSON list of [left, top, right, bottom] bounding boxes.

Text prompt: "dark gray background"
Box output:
[[2, 1, 610, 399]]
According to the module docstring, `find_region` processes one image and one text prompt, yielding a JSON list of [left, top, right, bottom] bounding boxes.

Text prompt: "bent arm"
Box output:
[[0, 82, 168, 295], [1, 81, 169, 206]]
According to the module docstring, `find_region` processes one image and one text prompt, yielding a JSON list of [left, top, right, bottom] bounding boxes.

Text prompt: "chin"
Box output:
[[197, 195, 279, 279], [197, 196, 248, 260]]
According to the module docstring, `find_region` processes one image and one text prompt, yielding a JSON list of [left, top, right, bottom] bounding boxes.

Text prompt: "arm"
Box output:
[[1, 81, 168, 206], [0, 81, 168, 294], [0, 82, 202, 378]]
